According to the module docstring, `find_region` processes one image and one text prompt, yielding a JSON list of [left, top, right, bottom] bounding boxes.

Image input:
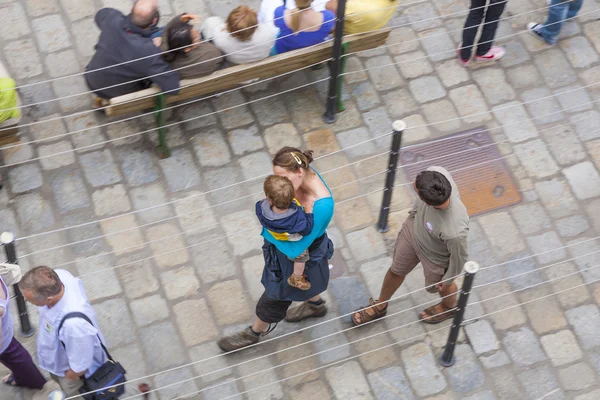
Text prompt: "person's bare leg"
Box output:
[[251, 317, 269, 334], [353, 269, 405, 324], [308, 295, 321, 302], [439, 282, 458, 309]]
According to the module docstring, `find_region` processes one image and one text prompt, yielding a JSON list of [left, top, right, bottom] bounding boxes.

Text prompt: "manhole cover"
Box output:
[[400, 127, 522, 216]]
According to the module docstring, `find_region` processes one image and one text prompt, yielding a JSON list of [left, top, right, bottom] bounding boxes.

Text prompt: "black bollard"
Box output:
[[439, 261, 480, 367], [322, 0, 347, 124], [376, 120, 406, 233], [1, 232, 35, 337]]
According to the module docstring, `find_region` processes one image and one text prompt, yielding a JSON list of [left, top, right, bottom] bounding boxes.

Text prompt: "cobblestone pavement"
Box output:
[[1, 0, 600, 399]]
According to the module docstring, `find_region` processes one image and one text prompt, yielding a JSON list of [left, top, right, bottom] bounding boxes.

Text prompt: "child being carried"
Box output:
[[256, 175, 314, 290]]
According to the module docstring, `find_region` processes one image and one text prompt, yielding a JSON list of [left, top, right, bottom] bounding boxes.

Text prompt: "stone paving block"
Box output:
[[570, 111, 600, 142], [399, 114, 431, 144], [419, 27, 456, 62], [129, 294, 169, 327], [472, 69, 515, 106], [504, 327, 548, 366], [479, 350, 511, 369], [367, 366, 415, 400], [191, 233, 236, 284], [249, 92, 290, 126], [504, 251, 544, 291], [568, 238, 600, 283], [365, 55, 403, 91], [289, 380, 331, 400], [563, 161, 600, 199], [325, 361, 374, 400], [80, 149, 122, 187], [76, 254, 123, 301], [330, 275, 371, 323], [397, 51, 433, 80], [465, 320, 500, 355], [422, 99, 461, 133], [140, 321, 187, 371], [52, 75, 90, 113], [409, 76, 446, 104], [478, 212, 525, 256], [535, 49, 578, 88], [541, 330, 583, 366], [15, 193, 55, 234], [160, 266, 200, 300], [491, 369, 525, 400], [449, 84, 492, 124], [344, 55, 368, 84], [116, 148, 159, 186], [542, 123, 586, 166], [581, 66, 600, 101], [492, 101, 538, 143], [285, 88, 325, 133], [545, 261, 590, 308], [179, 100, 217, 131], [100, 214, 145, 255], [346, 226, 387, 262], [436, 59, 470, 88], [331, 102, 364, 133], [202, 166, 248, 214], [263, 123, 302, 155], [59, 0, 95, 21], [387, 27, 419, 55], [116, 258, 159, 299], [444, 344, 485, 393], [352, 81, 382, 111], [45, 50, 81, 78], [500, 40, 531, 67], [33, 14, 71, 53], [94, 298, 135, 347], [335, 197, 374, 231], [359, 257, 392, 298], [480, 282, 527, 330], [525, 293, 567, 334], [153, 367, 199, 400], [401, 342, 447, 397], [24, 0, 60, 16], [212, 91, 254, 129], [575, 389, 600, 400], [238, 357, 284, 400], [527, 231, 567, 264], [463, 391, 496, 400], [559, 362, 596, 391], [189, 342, 232, 384], [586, 199, 600, 233], [555, 84, 593, 113], [363, 107, 392, 146], [556, 215, 589, 238], [104, 120, 142, 146], [49, 169, 90, 213], [193, 127, 232, 167], [227, 125, 264, 156], [159, 148, 201, 192], [506, 64, 543, 89], [237, 151, 273, 185], [0, 3, 30, 40], [517, 365, 565, 400], [535, 178, 580, 219], [8, 164, 43, 194], [405, 3, 441, 31], [274, 334, 320, 387], [27, 231, 73, 268], [174, 191, 218, 237], [208, 279, 253, 325], [174, 298, 218, 346], [202, 378, 240, 400], [522, 87, 564, 124], [509, 202, 552, 235], [146, 223, 189, 268], [129, 183, 173, 225], [561, 35, 600, 69], [309, 315, 351, 364], [92, 184, 131, 216], [37, 141, 75, 170], [221, 209, 263, 256], [64, 113, 106, 151], [566, 304, 600, 349], [382, 89, 419, 118]]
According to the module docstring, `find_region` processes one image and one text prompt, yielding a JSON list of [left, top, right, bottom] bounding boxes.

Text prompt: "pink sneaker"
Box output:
[[475, 46, 506, 62], [457, 42, 470, 67]]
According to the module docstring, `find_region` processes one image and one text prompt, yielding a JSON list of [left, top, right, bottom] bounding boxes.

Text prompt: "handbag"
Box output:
[[0, 262, 22, 286], [58, 312, 127, 400]]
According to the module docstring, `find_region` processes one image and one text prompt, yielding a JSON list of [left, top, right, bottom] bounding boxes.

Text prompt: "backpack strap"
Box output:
[[58, 312, 114, 361]]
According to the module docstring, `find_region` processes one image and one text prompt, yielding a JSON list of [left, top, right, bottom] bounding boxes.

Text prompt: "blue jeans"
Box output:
[[539, 0, 583, 44]]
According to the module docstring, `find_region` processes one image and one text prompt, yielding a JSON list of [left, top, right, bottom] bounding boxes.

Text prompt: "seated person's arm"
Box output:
[[95, 8, 121, 29], [326, 1, 338, 13], [148, 57, 181, 95]]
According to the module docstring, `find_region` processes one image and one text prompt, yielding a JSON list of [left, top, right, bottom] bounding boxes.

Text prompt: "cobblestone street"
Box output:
[[1, 0, 600, 399]]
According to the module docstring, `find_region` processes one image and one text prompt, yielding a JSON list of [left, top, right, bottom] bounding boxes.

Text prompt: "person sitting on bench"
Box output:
[[326, 0, 398, 35], [85, 0, 180, 99]]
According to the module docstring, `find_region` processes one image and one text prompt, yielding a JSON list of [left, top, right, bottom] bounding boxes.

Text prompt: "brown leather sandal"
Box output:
[[352, 298, 388, 326], [419, 303, 457, 324], [287, 274, 311, 291]]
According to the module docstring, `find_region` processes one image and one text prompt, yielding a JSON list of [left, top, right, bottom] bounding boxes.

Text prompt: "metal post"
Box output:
[[322, 0, 347, 124], [1, 232, 35, 337], [439, 261, 480, 367], [376, 120, 406, 233]]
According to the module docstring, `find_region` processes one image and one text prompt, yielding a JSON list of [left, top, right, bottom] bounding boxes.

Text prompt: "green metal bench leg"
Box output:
[[154, 94, 170, 159], [336, 43, 349, 113]]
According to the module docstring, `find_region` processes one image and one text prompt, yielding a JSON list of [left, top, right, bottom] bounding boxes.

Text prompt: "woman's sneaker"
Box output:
[[457, 42, 470, 67], [475, 46, 506, 62]]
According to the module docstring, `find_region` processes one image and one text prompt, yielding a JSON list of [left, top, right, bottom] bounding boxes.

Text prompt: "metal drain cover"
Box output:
[[400, 127, 522, 216]]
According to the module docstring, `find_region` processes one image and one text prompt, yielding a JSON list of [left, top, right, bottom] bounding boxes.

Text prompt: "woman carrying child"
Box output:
[[218, 147, 335, 352]]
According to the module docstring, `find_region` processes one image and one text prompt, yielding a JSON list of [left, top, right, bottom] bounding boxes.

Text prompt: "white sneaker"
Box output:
[[527, 22, 548, 43]]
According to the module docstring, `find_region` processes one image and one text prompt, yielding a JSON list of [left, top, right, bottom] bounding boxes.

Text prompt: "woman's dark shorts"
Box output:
[[256, 292, 293, 324]]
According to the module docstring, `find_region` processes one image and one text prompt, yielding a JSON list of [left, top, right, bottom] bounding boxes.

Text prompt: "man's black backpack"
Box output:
[[58, 312, 127, 400]]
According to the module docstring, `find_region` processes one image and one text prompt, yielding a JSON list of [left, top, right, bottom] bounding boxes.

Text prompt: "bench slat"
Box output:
[[105, 29, 390, 117]]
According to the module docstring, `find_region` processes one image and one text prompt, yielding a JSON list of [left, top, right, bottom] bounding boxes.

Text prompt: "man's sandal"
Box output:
[[419, 303, 457, 324], [352, 298, 388, 326]]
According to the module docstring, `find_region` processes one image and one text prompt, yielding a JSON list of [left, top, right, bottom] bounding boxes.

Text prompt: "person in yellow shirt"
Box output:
[[326, 0, 398, 34]]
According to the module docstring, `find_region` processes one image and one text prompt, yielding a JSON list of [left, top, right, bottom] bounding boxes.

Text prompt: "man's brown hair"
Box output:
[[227, 5, 258, 41], [264, 175, 295, 210]]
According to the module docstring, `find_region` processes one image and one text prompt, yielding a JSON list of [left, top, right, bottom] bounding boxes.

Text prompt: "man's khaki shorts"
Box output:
[[390, 218, 447, 293]]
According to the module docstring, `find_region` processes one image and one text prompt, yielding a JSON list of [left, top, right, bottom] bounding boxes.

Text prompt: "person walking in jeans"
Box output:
[[528, 0, 583, 45], [458, 0, 508, 66]]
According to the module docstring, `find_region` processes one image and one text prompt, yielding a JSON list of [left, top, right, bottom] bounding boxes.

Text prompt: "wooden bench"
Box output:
[[99, 29, 391, 157]]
